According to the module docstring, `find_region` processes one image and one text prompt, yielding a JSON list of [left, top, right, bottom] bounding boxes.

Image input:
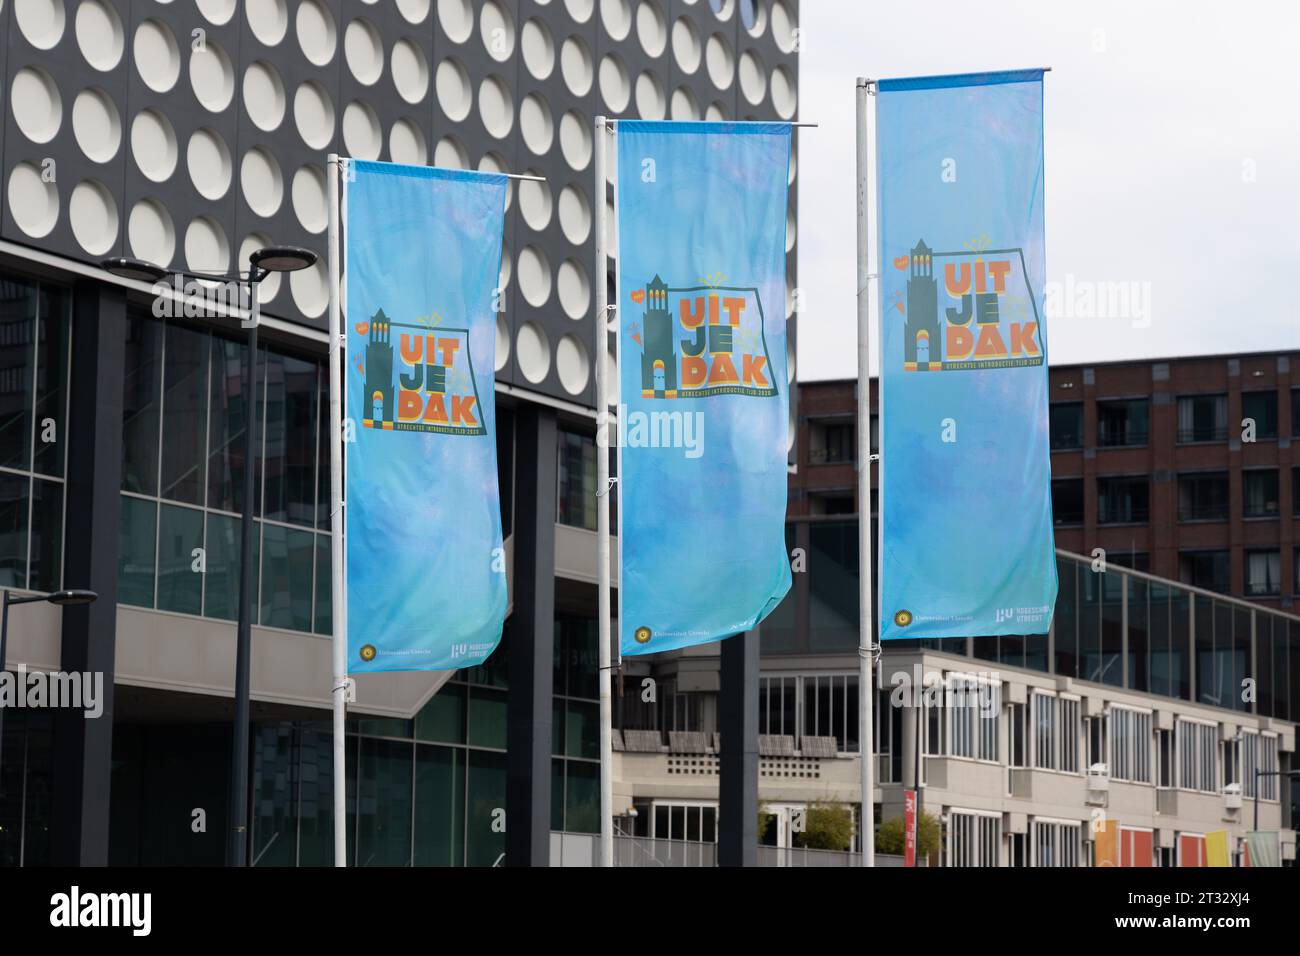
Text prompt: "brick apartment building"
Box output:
[[793, 351, 1300, 609]]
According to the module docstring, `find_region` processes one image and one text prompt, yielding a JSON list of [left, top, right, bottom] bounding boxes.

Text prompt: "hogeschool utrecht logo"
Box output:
[[357, 308, 486, 436], [893, 238, 1044, 372], [629, 275, 777, 399]]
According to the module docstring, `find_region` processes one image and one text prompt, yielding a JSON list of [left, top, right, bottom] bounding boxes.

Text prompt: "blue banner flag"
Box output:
[[615, 121, 792, 657], [876, 70, 1057, 641], [345, 161, 508, 671]]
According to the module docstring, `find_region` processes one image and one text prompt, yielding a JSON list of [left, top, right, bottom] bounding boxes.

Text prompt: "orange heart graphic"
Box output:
[[355, 322, 369, 335], [630, 289, 645, 304], [893, 256, 909, 270]]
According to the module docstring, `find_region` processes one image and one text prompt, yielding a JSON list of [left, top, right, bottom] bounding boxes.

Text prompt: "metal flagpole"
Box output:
[[326, 153, 348, 867], [855, 78, 876, 868], [594, 115, 614, 868]]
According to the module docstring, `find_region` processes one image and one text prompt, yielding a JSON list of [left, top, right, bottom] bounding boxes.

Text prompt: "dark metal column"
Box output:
[[719, 628, 760, 867], [52, 281, 127, 865], [506, 402, 557, 866]]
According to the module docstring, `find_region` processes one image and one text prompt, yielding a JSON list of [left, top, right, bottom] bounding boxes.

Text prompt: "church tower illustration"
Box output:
[[363, 308, 395, 428], [640, 275, 677, 398], [903, 239, 942, 371]]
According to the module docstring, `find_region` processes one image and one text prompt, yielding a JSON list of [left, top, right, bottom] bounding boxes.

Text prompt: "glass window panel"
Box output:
[[33, 286, 70, 477], [465, 750, 505, 866], [353, 737, 413, 866], [809, 521, 859, 651], [207, 337, 253, 514], [157, 503, 203, 615], [121, 315, 161, 494], [467, 687, 507, 750], [316, 368, 331, 529], [117, 495, 156, 607], [313, 533, 331, 635], [203, 512, 259, 621], [414, 744, 461, 866], [1149, 582, 1171, 697], [0, 282, 35, 473], [1233, 607, 1251, 713], [262, 353, 317, 526], [28, 477, 62, 593], [565, 700, 598, 759], [564, 760, 599, 834], [1054, 558, 1078, 677], [159, 324, 209, 504], [260, 523, 315, 631], [294, 726, 336, 867], [250, 724, 296, 866], [415, 682, 466, 745], [556, 429, 596, 530], [0, 473, 27, 587]]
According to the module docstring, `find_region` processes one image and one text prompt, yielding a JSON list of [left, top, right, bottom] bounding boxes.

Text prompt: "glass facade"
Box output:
[[245, 617, 600, 866], [118, 313, 332, 634], [0, 277, 70, 592], [754, 519, 1299, 722]]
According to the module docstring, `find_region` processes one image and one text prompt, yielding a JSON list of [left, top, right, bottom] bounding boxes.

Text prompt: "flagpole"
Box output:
[[855, 78, 876, 868], [326, 152, 348, 868], [594, 115, 615, 868]]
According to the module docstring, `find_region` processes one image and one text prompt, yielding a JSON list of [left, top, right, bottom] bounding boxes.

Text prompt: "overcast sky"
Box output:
[[795, 0, 1300, 380]]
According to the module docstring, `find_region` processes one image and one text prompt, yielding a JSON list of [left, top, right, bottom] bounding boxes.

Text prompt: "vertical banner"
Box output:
[[345, 161, 508, 671], [903, 789, 917, 867], [876, 70, 1057, 641], [615, 121, 792, 656]]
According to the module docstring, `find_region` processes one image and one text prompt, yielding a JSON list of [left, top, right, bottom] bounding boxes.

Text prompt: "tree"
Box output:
[[793, 801, 855, 851], [876, 811, 940, 858]]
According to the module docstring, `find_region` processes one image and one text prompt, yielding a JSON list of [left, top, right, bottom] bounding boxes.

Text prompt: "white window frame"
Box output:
[[1032, 817, 1084, 868], [1176, 717, 1218, 793], [1107, 704, 1153, 784], [946, 808, 1002, 868]]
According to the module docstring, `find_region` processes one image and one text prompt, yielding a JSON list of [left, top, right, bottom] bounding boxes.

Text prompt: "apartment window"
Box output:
[[1241, 391, 1278, 440], [1292, 388, 1300, 437], [1032, 692, 1056, 769], [1009, 702, 1027, 767], [1177, 394, 1227, 443], [1051, 477, 1083, 525], [1157, 729, 1174, 788], [1031, 693, 1079, 772], [1097, 399, 1148, 447], [800, 674, 859, 753], [1243, 469, 1279, 518], [1049, 402, 1083, 450], [1107, 706, 1152, 783], [1238, 732, 1279, 799], [651, 802, 718, 843], [810, 421, 854, 465], [1245, 550, 1281, 596], [1085, 715, 1106, 769], [1177, 472, 1228, 521], [1097, 476, 1149, 524], [1177, 719, 1217, 792], [1179, 550, 1229, 593], [1293, 467, 1300, 516], [824, 423, 855, 464], [1060, 698, 1081, 773], [1296, 547, 1300, 596], [1033, 820, 1082, 867], [1109, 550, 1149, 573], [947, 810, 1001, 867], [945, 675, 999, 761], [557, 429, 596, 530], [1009, 832, 1028, 867]]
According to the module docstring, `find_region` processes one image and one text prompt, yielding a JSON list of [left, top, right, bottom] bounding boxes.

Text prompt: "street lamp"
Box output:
[[101, 246, 317, 867], [0, 589, 99, 786], [1253, 768, 1300, 831]]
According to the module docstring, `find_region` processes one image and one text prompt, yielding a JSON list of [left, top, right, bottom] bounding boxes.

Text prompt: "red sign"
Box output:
[[904, 790, 917, 867]]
